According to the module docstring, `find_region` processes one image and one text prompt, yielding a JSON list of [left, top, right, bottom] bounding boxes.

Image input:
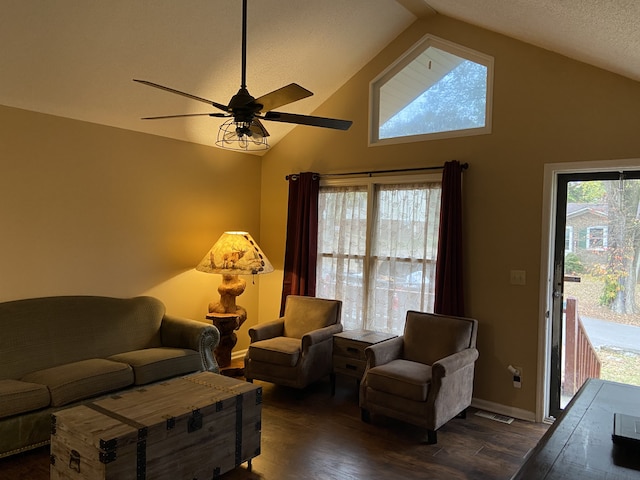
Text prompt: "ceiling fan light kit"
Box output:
[[134, 0, 352, 152], [216, 119, 269, 151]]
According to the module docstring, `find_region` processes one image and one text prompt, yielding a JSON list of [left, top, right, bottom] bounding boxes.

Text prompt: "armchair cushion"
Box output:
[[403, 311, 476, 366], [366, 359, 432, 402], [248, 337, 301, 367], [283, 296, 342, 339]]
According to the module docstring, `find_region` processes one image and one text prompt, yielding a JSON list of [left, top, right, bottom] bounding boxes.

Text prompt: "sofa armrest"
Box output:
[[248, 319, 285, 342], [301, 323, 343, 350], [363, 336, 404, 368], [432, 348, 479, 379], [160, 315, 220, 373]]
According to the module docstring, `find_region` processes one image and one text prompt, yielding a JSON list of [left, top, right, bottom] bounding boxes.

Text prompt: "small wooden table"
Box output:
[[206, 312, 241, 373], [332, 329, 397, 395], [513, 379, 640, 479]]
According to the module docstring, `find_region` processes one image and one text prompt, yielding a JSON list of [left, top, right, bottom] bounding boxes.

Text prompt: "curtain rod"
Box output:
[[285, 162, 468, 181]]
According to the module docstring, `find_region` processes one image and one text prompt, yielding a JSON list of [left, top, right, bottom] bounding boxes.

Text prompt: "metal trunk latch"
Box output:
[[188, 409, 203, 432], [69, 449, 81, 472]]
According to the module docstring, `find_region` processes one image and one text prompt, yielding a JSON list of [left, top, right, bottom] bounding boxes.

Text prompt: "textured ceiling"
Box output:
[[426, 0, 640, 83], [1, 1, 639, 154]]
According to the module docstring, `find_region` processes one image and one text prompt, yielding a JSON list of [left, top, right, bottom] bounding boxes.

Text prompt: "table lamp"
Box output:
[[196, 231, 273, 369]]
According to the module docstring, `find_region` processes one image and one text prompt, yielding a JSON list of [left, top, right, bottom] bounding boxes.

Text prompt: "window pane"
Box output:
[[368, 184, 441, 332], [380, 55, 487, 139], [316, 186, 368, 330], [371, 37, 493, 145], [317, 256, 365, 331], [317, 181, 441, 335]]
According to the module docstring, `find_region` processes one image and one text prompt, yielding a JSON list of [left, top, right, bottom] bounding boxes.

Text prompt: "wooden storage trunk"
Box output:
[[50, 372, 261, 479]]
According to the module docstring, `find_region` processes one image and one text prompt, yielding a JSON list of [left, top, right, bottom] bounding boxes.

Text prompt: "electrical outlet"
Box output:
[[513, 365, 522, 388]]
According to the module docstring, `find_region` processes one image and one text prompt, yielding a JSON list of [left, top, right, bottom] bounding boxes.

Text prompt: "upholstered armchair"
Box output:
[[359, 310, 478, 444], [244, 295, 342, 389]]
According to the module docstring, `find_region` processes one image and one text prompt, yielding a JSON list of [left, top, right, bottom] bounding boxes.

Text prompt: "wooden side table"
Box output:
[[332, 329, 397, 395], [205, 313, 242, 376]]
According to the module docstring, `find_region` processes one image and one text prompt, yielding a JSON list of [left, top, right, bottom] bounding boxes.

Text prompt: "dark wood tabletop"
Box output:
[[513, 379, 640, 479]]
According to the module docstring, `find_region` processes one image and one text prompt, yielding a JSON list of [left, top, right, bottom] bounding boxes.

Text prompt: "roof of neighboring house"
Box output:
[[566, 203, 608, 218]]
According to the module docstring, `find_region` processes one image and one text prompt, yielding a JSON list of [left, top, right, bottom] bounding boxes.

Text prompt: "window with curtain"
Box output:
[[316, 176, 442, 334]]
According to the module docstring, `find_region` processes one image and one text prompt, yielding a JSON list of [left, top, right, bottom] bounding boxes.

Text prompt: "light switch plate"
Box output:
[[510, 270, 526, 285]]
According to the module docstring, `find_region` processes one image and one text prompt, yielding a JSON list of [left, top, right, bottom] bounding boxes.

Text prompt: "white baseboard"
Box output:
[[471, 398, 536, 422]]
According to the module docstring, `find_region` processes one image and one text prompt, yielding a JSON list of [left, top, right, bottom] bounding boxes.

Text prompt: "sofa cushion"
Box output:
[[0, 379, 51, 419], [21, 359, 134, 407], [366, 359, 432, 402], [108, 348, 201, 385], [248, 337, 301, 367]]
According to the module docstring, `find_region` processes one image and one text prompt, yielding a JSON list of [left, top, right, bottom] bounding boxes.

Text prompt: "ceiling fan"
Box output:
[[134, 0, 352, 150]]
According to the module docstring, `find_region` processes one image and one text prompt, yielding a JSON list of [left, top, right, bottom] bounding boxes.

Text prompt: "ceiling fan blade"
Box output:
[[251, 119, 270, 138], [263, 111, 353, 130], [133, 79, 229, 112], [140, 113, 229, 120], [254, 83, 313, 113]]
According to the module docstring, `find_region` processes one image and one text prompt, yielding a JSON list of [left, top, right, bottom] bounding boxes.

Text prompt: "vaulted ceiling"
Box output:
[[2, 1, 639, 152]]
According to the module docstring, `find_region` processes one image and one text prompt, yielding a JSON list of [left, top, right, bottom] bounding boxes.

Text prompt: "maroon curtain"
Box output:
[[434, 161, 465, 316], [280, 172, 320, 315]]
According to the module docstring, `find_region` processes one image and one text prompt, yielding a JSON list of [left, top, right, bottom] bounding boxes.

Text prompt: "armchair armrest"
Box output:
[[160, 315, 220, 373], [432, 348, 479, 379], [301, 323, 343, 350], [428, 348, 479, 425], [364, 336, 404, 368], [248, 319, 285, 342]]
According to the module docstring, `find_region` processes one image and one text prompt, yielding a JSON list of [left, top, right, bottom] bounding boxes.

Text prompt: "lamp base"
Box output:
[[206, 274, 250, 371], [206, 312, 243, 369]]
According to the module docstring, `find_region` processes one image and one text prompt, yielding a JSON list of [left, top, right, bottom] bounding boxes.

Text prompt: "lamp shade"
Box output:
[[196, 231, 273, 275]]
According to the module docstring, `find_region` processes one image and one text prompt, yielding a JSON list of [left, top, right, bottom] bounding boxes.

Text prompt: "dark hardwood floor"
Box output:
[[0, 375, 548, 480]]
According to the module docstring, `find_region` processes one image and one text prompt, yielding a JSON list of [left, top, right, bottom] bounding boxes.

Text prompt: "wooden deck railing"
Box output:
[[563, 296, 601, 396]]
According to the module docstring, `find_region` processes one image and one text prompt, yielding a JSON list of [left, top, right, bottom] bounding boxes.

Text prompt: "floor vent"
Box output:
[[475, 410, 514, 424]]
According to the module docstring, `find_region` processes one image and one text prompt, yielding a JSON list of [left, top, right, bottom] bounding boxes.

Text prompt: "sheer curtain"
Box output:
[[316, 181, 441, 334], [316, 186, 368, 330], [368, 183, 441, 333]]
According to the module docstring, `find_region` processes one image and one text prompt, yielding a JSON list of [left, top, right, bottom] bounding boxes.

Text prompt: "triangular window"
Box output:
[[370, 35, 493, 145]]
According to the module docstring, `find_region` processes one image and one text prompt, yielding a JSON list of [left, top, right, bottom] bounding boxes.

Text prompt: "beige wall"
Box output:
[[4, 12, 640, 416], [258, 15, 640, 415], [0, 105, 263, 352]]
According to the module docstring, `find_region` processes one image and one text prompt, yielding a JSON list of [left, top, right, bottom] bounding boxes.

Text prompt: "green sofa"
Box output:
[[0, 295, 219, 458]]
